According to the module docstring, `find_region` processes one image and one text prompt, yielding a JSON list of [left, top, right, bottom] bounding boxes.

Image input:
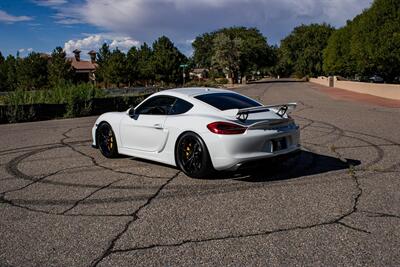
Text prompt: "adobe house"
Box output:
[[189, 68, 209, 79], [69, 49, 98, 83]]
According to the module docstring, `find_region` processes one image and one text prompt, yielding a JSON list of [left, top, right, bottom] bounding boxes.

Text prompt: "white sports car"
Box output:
[[92, 87, 300, 178]]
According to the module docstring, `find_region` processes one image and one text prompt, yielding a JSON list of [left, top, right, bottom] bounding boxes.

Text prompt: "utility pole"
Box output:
[[180, 64, 188, 87]]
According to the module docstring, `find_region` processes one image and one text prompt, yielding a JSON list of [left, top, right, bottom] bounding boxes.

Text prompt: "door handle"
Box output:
[[153, 123, 163, 129]]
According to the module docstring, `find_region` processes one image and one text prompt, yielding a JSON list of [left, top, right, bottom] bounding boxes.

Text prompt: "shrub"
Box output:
[[6, 105, 36, 123], [183, 79, 222, 88], [215, 78, 229, 84], [3, 83, 106, 119], [4, 83, 105, 105]]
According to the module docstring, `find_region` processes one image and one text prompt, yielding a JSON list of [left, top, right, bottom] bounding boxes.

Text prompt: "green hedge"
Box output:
[[0, 94, 149, 124]]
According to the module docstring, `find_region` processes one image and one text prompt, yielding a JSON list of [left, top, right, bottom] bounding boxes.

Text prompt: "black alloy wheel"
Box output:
[[97, 123, 119, 158], [176, 132, 214, 178]]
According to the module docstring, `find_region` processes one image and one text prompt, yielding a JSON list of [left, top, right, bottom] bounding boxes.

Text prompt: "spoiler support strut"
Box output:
[[236, 103, 297, 122]]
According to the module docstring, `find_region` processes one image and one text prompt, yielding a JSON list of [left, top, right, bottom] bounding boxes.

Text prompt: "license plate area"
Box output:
[[271, 137, 287, 152]]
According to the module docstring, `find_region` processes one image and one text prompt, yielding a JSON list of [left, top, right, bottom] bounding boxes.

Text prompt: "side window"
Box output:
[[169, 98, 193, 115], [136, 96, 176, 115]]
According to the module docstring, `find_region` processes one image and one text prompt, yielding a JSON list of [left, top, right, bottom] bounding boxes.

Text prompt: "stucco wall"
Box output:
[[309, 77, 330, 87], [310, 76, 400, 100]]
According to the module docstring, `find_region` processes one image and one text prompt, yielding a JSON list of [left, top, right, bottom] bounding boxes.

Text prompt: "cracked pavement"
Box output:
[[0, 81, 399, 266]]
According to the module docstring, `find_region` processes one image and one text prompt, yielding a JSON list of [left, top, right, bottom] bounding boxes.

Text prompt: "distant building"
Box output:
[[68, 49, 98, 83], [190, 68, 209, 79], [39, 53, 51, 60]]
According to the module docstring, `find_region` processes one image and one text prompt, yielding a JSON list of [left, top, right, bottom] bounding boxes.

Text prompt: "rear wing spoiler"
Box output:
[[234, 103, 297, 122]]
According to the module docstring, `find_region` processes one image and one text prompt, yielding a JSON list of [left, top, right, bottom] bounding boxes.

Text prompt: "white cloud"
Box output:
[[33, 0, 67, 7], [109, 37, 140, 50], [0, 10, 33, 24], [64, 35, 102, 55], [64, 34, 140, 57], [17, 48, 34, 56], [53, 12, 82, 25], [54, 0, 372, 44]]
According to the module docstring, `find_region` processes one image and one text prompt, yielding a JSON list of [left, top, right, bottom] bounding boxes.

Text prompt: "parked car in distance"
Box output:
[[369, 75, 384, 83]]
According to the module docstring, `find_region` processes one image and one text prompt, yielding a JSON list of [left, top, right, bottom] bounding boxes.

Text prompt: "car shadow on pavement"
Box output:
[[128, 150, 361, 183], [221, 150, 361, 183]]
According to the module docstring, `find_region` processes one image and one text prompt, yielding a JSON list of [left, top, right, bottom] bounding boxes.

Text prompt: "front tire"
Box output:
[[175, 132, 215, 178], [97, 123, 119, 158]]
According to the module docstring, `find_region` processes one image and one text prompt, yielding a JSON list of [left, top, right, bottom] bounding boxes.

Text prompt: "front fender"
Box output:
[[92, 112, 125, 149]]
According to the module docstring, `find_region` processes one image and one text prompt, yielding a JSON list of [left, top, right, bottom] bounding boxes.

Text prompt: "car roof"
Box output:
[[158, 87, 235, 98], [148, 87, 250, 114]]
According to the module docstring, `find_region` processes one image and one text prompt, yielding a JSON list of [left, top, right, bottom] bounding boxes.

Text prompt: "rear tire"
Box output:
[[97, 123, 119, 158], [175, 132, 215, 178]]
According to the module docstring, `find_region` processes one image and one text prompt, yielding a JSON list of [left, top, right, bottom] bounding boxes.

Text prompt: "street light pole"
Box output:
[[180, 64, 188, 87]]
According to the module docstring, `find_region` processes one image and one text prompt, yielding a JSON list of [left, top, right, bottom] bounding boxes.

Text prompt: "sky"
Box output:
[[0, 0, 372, 59]]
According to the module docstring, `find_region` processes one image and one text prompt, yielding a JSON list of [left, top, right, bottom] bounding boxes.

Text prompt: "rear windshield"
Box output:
[[194, 93, 261, 111]]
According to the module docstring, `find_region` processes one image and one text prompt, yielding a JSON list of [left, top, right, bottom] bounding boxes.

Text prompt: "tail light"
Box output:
[[207, 121, 247, 135]]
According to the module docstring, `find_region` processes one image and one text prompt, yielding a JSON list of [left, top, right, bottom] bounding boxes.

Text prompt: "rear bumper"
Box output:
[[202, 126, 301, 171], [226, 148, 301, 171]]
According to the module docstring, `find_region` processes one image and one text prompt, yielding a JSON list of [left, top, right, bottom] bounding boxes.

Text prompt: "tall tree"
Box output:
[[48, 47, 72, 87], [323, 26, 355, 77], [97, 43, 111, 64], [96, 43, 112, 86], [126, 46, 139, 86], [211, 33, 242, 82], [4, 55, 18, 91], [136, 43, 154, 85], [324, 0, 400, 80], [279, 23, 334, 77], [17, 52, 49, 90], [107, 48, 126, 87], [0, 51, 6, 91], [219, 27, 272, 76], [152, 36, 187, 84], [192, 33, 214, 68], [269, 45, 292, 77], [192, 27, 273, 81]]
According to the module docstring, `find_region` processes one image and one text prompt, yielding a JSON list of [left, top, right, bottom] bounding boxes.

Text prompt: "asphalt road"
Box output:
[[1, 81, 399, 266]]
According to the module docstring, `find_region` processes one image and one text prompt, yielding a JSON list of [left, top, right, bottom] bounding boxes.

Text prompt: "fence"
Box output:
[[310, 76, 400, 100]]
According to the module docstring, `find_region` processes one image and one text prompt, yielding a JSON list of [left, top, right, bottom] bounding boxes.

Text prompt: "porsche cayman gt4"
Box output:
[[92, 87, 300, 178]]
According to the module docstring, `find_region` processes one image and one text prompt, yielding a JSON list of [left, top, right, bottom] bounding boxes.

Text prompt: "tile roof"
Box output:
[[68, 57, 97, 71]]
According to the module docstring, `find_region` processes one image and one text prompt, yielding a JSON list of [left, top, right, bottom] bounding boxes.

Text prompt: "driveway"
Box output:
[[1, 81, 399, 266]]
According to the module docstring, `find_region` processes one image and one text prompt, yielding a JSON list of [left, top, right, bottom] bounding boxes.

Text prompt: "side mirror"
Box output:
[[128, 108, 135, 118]]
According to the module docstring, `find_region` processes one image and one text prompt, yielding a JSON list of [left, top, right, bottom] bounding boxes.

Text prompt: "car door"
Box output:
[[119, 96, 176, 152]]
